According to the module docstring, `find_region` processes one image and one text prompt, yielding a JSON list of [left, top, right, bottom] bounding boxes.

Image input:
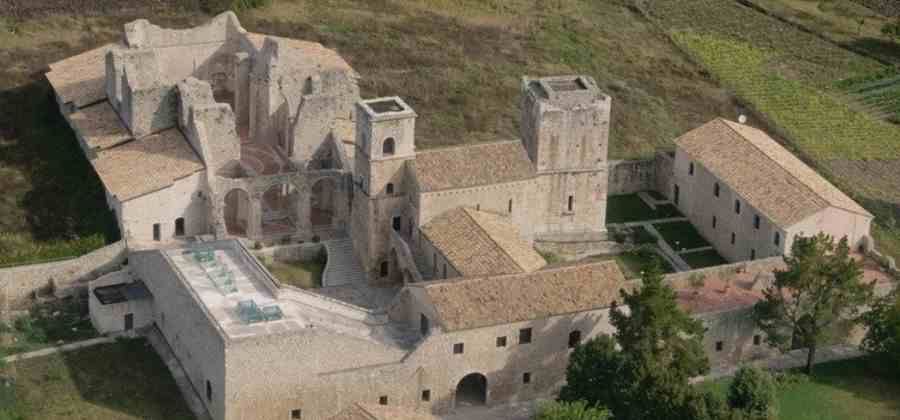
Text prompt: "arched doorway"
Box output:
[[456, 373, 487, 407], [262, 183, 297, 235], [224, 189, 250, 236], [311, 178, 336, 227]]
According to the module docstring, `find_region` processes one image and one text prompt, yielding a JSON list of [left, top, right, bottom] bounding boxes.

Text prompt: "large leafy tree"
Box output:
[[560, 265, 710, 419], [862, 290, 900, 378], [753, 234, 874, 374]]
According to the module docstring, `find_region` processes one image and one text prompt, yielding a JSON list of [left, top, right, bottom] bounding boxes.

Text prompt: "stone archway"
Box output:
[[224, 189, 250, 236], [456, 373, 487, 407], [310, 178, 337, 227], [261, 183, 297, 235]]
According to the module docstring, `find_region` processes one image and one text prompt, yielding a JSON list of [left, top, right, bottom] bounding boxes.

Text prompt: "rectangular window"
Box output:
[[750, 249, 756, 260], [774, 232, 781, 246], [689, 162, 695, 175], [421, 389, 431, 402], [714, 182, 720, 197], [291, 409, 302, 419], [715, 341, 724, 352], [508, 199, 513, 213], [673, 185, 680, 205], [731, 232, 736, 245], [496, 336, 507, 347], [567, 195, 574, 212], [206, 380, 212, 402], [753, 335, 762, 346], [392, 216, 401, 231], [519, 328, 533, 344], [442, 264, 447, 279], [753, 215, 760, 229], [153, 223, 161, 241], [712, 215, 717, 229], [734, 200, 741, 214], [523, 372, 532, 384], [379, 396, 388, 405], [568, 330, 582, 349], [453, 343, 464, 354]]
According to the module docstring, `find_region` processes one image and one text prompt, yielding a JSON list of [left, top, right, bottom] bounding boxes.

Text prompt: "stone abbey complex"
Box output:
[[42, 12, 891, 420]]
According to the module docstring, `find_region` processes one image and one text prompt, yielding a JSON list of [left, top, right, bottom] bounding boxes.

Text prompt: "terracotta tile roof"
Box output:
[[675, 279, 764, 314], [329, 403, 438, 420], [47, 43, 121, 108], [69, 101, 132, 151], [92, 128, 204, 201], [421, 208, 546, 277], [409, 141, 535, 192], [423, 261, 626, 331], [675, 118, 871, 228]]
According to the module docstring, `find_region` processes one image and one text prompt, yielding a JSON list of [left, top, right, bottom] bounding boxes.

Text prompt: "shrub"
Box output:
[[882, 19, 900, 40], [862, 292, 900, 378], [727, 366, 778, 420], [535, 400, 610, 420]]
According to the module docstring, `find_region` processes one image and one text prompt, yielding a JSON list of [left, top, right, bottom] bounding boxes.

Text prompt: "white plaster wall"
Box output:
[[120, 171, 208, 242], [786, 207, 872, 253], [88, 270, 153, 334]]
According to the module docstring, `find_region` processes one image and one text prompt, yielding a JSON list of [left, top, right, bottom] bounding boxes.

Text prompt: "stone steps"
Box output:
[[322, 239, 368, 287]]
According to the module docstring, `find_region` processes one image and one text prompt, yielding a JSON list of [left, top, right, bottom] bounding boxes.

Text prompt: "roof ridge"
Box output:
[[461, 207, 525, 272], [415, 139, 521, 154], [719, 119, 868, 217]]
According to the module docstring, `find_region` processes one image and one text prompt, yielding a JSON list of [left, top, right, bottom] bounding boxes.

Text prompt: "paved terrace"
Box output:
[[164, 241, 417, 348]]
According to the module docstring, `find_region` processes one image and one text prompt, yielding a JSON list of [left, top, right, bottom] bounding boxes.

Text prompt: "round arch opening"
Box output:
[[456, 373, 487, 407]]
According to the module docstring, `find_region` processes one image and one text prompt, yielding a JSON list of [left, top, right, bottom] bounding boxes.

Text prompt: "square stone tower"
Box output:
[[521, 75, 611, 235], [350, 97, 417, 282]]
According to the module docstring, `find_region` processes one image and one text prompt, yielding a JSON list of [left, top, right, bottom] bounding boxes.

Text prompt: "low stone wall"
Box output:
[[663, 257, 785, 290], [0, 241, 127, 314]]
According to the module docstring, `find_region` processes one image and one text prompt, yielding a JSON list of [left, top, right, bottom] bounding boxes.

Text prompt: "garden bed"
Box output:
[[653, 220, 710, 251], [607, 194, 682, 224]]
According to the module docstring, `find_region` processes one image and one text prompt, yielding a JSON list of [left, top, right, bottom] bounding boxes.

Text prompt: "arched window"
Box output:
[[383, 137, 395, 156], [386, 183, 394, 195], [175, 217, 185, 236]]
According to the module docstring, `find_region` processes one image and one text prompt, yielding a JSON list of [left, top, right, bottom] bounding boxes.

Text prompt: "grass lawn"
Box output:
[[653, 220, 710, 251], [680, 249, 729, 269], [700, 357, 900, 420], [615, 249, 675, 278], [1, 338, 194, 420], [0, 298, 98, 357], [264, 259, 325, 289], [607, 194, 683, 224]]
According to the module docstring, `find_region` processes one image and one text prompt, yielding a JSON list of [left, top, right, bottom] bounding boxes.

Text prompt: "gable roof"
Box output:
[[47, 43, 122, 108], [409, 141, 535, 192], [69, 101, 133, 151], [675, 118, 871, 228], [329, 403, 438, 420], [92, 128, 204, 201], [423, 261, 626, 331], [421, 207, 546, 277]]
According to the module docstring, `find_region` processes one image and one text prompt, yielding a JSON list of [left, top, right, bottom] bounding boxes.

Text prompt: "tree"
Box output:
[[535, 401, 610, 420], [862, 290, 900, 378], [753, 234, 874, 374], [727, 366, 777, 420], [560, 265, 710, 419]]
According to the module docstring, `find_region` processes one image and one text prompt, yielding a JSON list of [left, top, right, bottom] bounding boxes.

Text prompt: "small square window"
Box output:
[[715, 341, 724, 352], [421, 389, 431, 402], [523, 372, 532, 384], [519, 328, 533, 344], [496, 336, 507, 347], [379, 396, 388, 405], [453, 343, 464, 354], [291, 409, 302, 419], [753, 335, 761, 346]]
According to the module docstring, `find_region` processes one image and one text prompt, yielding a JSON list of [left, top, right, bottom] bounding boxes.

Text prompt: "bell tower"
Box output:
[[350, 97, 417, 281]]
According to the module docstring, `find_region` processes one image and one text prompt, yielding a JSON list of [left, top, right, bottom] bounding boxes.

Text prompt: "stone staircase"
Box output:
[[322, 238, 368, 287]]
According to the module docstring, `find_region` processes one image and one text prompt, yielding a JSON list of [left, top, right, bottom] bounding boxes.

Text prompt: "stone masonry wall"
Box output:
[[0, 241, 127, 313], [607, 159, 656, 195]]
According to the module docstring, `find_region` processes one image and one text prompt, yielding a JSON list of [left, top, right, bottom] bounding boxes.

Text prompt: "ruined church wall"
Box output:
[[607, 159, 657, 195]]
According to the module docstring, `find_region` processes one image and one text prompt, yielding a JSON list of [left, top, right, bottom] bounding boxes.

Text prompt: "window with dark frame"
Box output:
[[206, 380, 212, 402], [508, 199, 513, 213], [519, 328, 533, 344], [774, 232, 781, 246], [568, 330, 582, 349], [386, 183, 394, 195], [715, 341, 724, 352], [753, 335, 762, 346], [731, 232, 736, 245], [382, 138, 395, 156], [379, 396, 388, 405], [392, 216, 401, 231], [291, 409, 302, 419], [175, 217, 185, 236], [496, 336, 507, 347], [735, 199, 741, 214], [567, 195, 574, 212], [712, 215, 717, 229], [674, 184, 680, 205], [753, 215, 760, 229], [453, 343, 464, 354], [421, 389, 431, 402], [750, 249, 756, 260], [523, 372, 532, 384], [380, 261, 389, 277], [689, 162, 695, 175], [714, 182, 720, 197]]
